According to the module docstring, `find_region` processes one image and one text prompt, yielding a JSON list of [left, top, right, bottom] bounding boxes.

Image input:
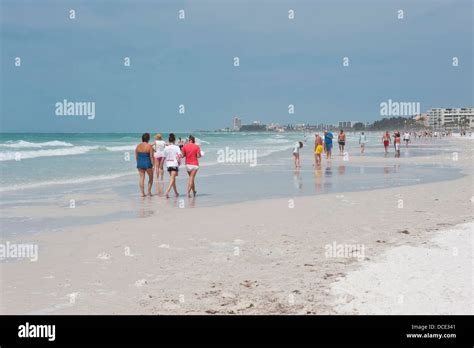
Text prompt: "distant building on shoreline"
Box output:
[[427, 107, 474, 129], [338, 121, 353, 129], [215, 108, 473, 133], [232, 117, 242, 131]]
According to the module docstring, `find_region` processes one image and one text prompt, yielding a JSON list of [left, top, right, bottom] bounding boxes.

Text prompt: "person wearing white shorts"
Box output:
[[186, 164, 199, 172], [181, 135, 202, 197]]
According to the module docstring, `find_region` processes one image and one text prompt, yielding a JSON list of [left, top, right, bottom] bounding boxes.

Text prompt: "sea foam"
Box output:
[[0, 146, 98, 161], [0, 140, 74, 148]]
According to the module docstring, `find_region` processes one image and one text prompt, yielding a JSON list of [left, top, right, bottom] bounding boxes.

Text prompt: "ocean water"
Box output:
[[0, 132, 458, 192], [0, 132, 463, 236], [0, 132, 299, 191]]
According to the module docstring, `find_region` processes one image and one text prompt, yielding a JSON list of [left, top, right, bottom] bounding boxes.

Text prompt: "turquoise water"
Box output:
[[0, 132, 300, 191], [0, 132, 457, 192]]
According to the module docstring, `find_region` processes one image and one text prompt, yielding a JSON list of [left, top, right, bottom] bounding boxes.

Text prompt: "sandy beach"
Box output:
[[1, 136, 473, 315]]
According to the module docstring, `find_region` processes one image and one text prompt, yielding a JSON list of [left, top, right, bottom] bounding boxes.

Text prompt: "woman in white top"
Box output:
[[403, 132, 410, 147], [164, 133, 181, 198], [359, 132, 367, 154], [153, 133, 167, 181], [292, 141, 303, 168]]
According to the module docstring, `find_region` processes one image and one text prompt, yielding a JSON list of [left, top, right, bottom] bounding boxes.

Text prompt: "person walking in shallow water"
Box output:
[[359, 132, 367, 154], [181, 135, 201, 197], [164, 133, 181, 198], [337, 129, 346, 154], [314, 133, 323, 166], [382, 131, 391, 155], [324, 130, 333, 159], [153, 133, 166, 182], [135, 133, 154, 197], [394, 132, 401, 158]]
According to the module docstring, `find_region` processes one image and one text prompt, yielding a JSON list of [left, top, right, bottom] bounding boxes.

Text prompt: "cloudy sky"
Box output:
[[1, 0, 472, 132]]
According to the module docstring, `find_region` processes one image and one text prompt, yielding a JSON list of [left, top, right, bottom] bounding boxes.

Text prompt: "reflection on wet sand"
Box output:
[[325, 162, 333, 177], [314, 164, 323, 193], [138, 197, 155, 218], [293, 169, 303, 190], [155, 182, 164, 196], [338, 164, 346, 176], [187, 196, 196, 208]]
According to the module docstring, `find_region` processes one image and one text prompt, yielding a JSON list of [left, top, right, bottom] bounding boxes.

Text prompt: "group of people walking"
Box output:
[[382, 130, 413, 158], [136, 133, 201, 198], [294, 130, 344, 168], [293, 129, 422, 168]]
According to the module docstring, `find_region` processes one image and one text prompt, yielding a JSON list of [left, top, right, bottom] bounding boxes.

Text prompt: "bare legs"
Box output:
[[293, 154, 300, 168], [187, 170, 198, 197], [155, 158, 164, 181], [146, 168, 153, 196], [138, 169, 153, 197], [155, 181, 164, 196], [165, 171, 179, 198], [138, 169, 146, 197], [339, 143, 344, 154]]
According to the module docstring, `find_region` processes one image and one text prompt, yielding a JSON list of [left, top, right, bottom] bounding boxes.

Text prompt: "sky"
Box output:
[[1, 0, 472, 132]]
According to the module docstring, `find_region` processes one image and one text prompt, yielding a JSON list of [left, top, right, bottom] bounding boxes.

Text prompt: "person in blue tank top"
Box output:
[[135, 133, 154, 197], [324, 130, 334, 159]]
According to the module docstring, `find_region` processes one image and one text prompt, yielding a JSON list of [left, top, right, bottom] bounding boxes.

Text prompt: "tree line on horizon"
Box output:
[[352, 116, 423, 131]]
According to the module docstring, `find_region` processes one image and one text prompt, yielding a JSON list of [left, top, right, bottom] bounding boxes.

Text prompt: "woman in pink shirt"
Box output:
[[181, 135, 201, 197]]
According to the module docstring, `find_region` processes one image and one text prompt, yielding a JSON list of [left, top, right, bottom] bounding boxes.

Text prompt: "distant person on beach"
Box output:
[[382, 131, 391, 155], [153, 133, 167, 182], [178, 137, 185, 150], [164, 133, 181, 198], [359, 132, 367, 154], [394, 132, 401, 158], [135, 133, 154, 197], [393, 131, 398, 151], [293, 141, 303, 168], [403, 132, 410, 147], [338, 130, 346, 154], [324, 130, 333, 159], [181, 135, 201, 198], [314, 133, 324, 165]]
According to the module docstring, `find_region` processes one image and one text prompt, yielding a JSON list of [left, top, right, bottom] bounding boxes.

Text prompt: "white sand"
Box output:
[[330, 222, 473, 314]]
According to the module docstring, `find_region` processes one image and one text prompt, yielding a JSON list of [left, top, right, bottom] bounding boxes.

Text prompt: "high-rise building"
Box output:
[[427, 108, 474, 129], [338, 121, 353, 129], [232, 117, 242, 131]]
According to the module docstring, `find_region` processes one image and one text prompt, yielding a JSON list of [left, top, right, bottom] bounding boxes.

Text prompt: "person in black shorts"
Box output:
[[338, 129, 346, 154]]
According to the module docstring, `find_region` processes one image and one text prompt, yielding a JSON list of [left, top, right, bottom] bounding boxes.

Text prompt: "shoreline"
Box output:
[[1, 138, 469, 237]]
